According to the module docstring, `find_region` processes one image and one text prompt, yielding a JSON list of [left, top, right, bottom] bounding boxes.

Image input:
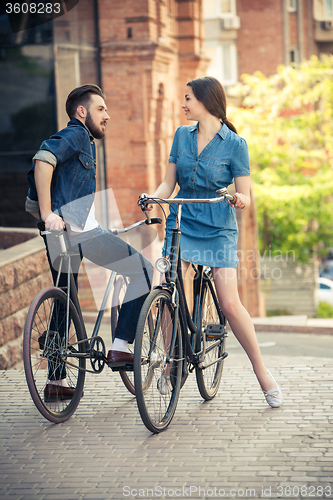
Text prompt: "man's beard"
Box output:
[[85, 111, 106, 139]]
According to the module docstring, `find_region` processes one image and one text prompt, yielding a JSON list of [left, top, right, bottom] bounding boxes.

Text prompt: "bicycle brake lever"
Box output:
[[145, 217, 162, 225], [144, 210, 151, 224]]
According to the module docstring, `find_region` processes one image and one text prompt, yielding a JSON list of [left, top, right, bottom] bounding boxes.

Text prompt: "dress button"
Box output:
[[94, 175, 96, 179], [81, 223, 84, 227], [91, 141, 94, 145], [92, 191, 95, 194], [86, 208, 89, 212], [86, 162, 89, 166]]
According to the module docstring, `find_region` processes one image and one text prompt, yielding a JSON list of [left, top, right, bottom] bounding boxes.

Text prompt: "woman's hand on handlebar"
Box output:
[[228, 192, 250, 210], [138, 193, 154, 212], [44, 212, 65, 231]]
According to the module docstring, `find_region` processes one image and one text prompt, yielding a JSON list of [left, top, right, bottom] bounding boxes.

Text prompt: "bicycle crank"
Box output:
[[89, 336, 106, 373]]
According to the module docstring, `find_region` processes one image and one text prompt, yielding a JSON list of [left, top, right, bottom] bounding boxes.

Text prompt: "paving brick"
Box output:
[[2, 354, 333, 498]]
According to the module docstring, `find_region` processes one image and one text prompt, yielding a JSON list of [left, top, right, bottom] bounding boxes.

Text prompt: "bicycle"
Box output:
[[133, 187, 236, 433], [23, 216, 161, 423]]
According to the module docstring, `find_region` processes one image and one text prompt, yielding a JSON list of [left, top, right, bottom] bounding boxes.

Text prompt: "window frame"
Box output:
[[203, 0, 237, 19]]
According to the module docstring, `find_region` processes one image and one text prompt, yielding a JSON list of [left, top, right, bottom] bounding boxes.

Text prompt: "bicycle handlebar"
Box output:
[[38, 218, 162, 237], [137, 188, 236, 210], [109, 217, 162, 235]]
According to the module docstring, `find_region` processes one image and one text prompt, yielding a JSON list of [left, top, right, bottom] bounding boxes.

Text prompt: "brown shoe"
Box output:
[[44, 383, 78, 402], [107, 350, 134, 365]]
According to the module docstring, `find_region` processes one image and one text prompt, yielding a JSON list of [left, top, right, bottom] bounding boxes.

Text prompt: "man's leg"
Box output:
[[68, 227, 154, 351]]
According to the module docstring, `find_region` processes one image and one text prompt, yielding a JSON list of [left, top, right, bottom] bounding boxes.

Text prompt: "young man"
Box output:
[[26, 84, 153, 401]]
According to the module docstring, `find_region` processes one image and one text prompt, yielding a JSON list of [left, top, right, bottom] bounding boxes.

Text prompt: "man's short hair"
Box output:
[[66, 84, 106, 119]]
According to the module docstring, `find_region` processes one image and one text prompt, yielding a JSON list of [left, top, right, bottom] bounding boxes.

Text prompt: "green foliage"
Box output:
[[229, 55, 333, 262], [316, 302, 333, 318]]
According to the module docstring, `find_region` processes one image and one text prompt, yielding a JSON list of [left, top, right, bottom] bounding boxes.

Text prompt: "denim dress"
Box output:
[[164, 123, 250, 268]]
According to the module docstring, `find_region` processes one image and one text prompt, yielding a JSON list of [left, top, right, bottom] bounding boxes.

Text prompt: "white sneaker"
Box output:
[[157, 375, 172, 395], [263, 370, 283, 408]]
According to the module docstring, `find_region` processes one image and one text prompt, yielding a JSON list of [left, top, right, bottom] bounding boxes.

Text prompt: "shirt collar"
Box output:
[[68, 118, 94, 140], [189, 121, 228, 140]]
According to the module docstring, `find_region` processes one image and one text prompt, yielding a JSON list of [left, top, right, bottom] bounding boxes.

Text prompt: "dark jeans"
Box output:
[[43, 226, 153, 378]]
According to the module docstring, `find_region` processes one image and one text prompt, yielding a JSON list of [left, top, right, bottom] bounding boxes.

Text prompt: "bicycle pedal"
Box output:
[[108, 362, 134, 372], [205, 324, 225, 339]]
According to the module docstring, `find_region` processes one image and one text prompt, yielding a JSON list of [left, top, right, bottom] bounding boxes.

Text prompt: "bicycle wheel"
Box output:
[[134, 289, 182, 433], [195, 273, 226, 400], [23, 287, 86, 423], [110, 276, 135, 395]]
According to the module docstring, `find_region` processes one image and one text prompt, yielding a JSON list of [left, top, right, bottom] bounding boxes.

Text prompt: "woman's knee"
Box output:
[[219, 297, 242, 320]]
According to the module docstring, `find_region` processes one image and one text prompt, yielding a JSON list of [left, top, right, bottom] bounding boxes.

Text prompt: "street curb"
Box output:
[[253, 323, 333, 335]]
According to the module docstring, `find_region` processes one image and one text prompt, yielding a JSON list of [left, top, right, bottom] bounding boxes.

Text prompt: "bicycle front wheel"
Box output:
[[195, 274, 226, 400], [111, 276, 135, 395], [134, 289, 182, 433], [23, 287, 86, 423]]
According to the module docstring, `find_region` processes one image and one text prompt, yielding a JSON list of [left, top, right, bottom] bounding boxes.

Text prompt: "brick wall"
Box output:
[[97, 0, 262, 316], [237, 0, 315, 77], [237, 0, 285, 77]]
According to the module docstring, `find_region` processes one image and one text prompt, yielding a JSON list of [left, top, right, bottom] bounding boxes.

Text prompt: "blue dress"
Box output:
[[163, 123, 250, 268]]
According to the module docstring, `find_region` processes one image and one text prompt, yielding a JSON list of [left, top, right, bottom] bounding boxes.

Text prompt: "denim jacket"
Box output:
[[26, 118, 96, 229]]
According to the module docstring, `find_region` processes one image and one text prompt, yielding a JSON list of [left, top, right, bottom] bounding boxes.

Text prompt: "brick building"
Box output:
[[0, 0, 263, 316], [204, 0, 333, 87]]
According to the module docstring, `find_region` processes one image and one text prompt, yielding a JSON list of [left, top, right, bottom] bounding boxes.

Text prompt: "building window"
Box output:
[[289, 48, 300, 64], [288, 0, 297, 12], [314, 0, 333, 20], [203, 0, 236, 18], [205, 42, 237, 88]]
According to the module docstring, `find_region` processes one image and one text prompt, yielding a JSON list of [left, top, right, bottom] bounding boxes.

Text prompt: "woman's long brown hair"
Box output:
[[187, 76, 238, 134]]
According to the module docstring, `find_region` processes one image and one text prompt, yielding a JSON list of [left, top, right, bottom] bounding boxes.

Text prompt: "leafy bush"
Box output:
[[316, 302, 333, 318], [229, 55, 333, 262]]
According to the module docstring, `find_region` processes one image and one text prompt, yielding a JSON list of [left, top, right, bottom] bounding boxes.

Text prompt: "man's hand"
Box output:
[[45, 212, 65, 230]]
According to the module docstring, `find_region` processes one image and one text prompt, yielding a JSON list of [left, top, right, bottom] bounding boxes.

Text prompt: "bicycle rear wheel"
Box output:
[[23, 287, 86, 423], [134, 289, 182, 433], [111, 276, 135, 395], [195, 273, 227, 400]]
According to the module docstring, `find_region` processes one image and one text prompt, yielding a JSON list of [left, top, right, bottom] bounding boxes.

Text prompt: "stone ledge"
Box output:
[[0, 228, 42, 268], [0, 247, 49, 294], [0, 333, 23, 370], [0, 307, 28, 348], [0, 272, 52, 321]]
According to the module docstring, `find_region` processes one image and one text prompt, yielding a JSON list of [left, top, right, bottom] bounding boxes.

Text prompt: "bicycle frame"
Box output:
[[139, 190, 233, 371], [160, 204, 226, 369], [40, 215, 160, 365]]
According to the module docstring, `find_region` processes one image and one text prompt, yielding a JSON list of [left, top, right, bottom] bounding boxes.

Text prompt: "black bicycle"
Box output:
[[133, 187, 235, 433], [23, 217, 160, 423]]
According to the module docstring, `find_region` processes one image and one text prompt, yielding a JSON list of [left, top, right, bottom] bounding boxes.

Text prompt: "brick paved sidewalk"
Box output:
[[1, 354, 333, 500]]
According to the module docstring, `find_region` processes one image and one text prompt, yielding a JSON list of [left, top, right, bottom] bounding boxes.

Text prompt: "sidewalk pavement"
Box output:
[[1, 332, 333, 500]]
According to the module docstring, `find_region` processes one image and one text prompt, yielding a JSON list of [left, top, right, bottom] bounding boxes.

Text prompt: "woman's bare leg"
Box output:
[[211, 267, 277, 393]]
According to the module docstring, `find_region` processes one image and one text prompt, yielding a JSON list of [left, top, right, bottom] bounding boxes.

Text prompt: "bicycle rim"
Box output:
[[195, 277, 225, 400], [111, 276, 135, 395], [23, 287, 86, 423], [134, 289, 182, 433]]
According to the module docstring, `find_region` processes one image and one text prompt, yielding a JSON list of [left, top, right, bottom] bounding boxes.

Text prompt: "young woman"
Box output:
[[147, 76, 283, 408]]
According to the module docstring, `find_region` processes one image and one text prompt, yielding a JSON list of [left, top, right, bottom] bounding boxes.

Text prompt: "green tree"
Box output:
[[229, 55, 333, 262]]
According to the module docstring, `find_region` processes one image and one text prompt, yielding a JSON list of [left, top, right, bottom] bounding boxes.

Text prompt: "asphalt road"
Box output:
[[227, 330, 333, 360]]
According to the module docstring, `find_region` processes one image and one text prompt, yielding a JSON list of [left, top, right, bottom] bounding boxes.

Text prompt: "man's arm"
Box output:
[[35, 160, 65, 230]]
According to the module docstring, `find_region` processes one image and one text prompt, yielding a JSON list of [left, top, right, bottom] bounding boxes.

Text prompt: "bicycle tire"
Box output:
[[195, 273, 226, 400], [110, 276, 135, 395], [134, 289, 182, 433], [23, 287, 86, 423]]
